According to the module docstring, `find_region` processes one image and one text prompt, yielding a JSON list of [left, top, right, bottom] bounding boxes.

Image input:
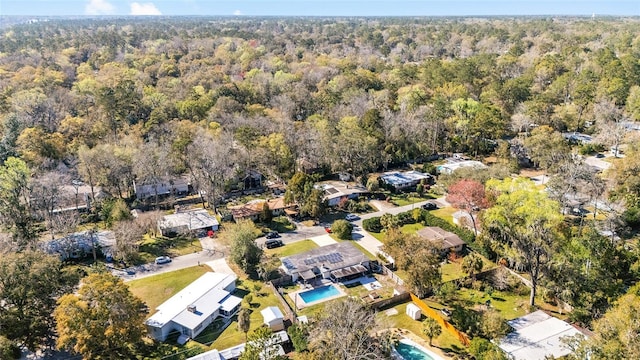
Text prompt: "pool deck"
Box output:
[[289, 284, 347, 309]]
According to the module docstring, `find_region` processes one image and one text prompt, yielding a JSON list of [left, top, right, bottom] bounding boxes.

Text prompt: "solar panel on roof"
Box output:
[[324, 188, 339, 195]]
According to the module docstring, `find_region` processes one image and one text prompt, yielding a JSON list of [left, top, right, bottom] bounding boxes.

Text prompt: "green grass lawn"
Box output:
[[380, 302, 466, 356], [265, 239, 318, 257], [201, 279, 283, 350], [127, 265, 212, 312], [430, 207, 458, 225], [441, 255, 497, 282], [138, 234, 203, 262], [390, 194, 431, 207]]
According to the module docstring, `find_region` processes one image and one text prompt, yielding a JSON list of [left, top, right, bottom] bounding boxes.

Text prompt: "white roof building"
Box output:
[[437, 160, 487, 174], [261, 306, 285, 331], [380, 171, 432, 190], [497, 310, 588, 360], [158, 209, 220, 236], [187, 330, 290, 360], [146, 272, 242, 342]]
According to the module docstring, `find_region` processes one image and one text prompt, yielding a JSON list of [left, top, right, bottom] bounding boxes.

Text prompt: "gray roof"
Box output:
[[417, 227, 465, 249], [158, 210, 219, 231], [281, 242, 368, 275]]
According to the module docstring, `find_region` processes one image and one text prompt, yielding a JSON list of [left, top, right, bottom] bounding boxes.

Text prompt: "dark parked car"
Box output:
[[595, 153, 605, 158], [265, 239, 284, 249], [421, 202, 438, 210], [266, 231, 280, 239]]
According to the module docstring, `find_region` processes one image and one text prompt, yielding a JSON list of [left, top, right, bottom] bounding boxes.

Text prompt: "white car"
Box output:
[[155, 256, 171, 265], [345, 214, 359, 221]]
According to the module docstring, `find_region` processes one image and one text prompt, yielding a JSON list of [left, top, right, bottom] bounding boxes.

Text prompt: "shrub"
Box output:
[[363, 217, 383, 232], [332, 220, 353, 240]]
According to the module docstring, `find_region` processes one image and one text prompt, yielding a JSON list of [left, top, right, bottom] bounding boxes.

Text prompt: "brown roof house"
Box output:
[[229, 197, 297, 221], [417, 227, 466, 254]]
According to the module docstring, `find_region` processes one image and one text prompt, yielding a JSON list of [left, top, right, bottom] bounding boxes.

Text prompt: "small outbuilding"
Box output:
[[261, 306, 285, 332], [406, 303, 422, 320]]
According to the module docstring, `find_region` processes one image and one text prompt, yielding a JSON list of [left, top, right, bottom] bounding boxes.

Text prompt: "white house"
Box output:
[[42, 230, 116, 260], [261, 306, 285, 331], [315, 181, 368, 207], [437, 160, 487, 175], [134, 177, 189, 201], [158, 209, 220, 237], [497, 310, 589, 360], [380, 171, 433, 190], [146, 272, 242, 342]]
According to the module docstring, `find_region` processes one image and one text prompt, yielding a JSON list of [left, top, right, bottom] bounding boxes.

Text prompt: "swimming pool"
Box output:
[[298, 285, 341, 303], [395, 339, 439, 360]]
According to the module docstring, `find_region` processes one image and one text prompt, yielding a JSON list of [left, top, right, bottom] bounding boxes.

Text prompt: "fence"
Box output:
[[409, 293, 470, 346], [381, 264, 404, 286], [369, 292, 411, 310], [267, 281, 298, 324]]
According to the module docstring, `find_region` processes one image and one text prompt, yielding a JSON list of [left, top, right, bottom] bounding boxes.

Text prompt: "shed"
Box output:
[[406, 303, 422, 320], [261, 306, 285, 331]]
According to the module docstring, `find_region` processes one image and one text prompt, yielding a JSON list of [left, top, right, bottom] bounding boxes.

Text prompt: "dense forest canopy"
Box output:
[[0, 16, 638, 241]]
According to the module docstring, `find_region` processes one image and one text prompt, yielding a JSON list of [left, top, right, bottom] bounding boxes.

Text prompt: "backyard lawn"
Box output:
[[127, 265, 212, 313], [441, 254, 496, 282], [201, 279, 283, 350]]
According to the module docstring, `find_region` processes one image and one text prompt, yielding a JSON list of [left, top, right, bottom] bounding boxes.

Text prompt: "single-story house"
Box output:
[[187, 330, 289, 360], [146, 272, 242, 342], [315, 181, 368, 207], [261, 306, 285, 331], [158, 209, 219, 237], [229, 197, 297, 221], [563, 132, 593, 144], [42, 230, 116, 260], [380, 171, 433, 191], [437, 160, 487, 175], [497, 310, 589, 360], [134, 176, 190, 201], [417, 227, 466, 253], [281, 242, 370, 283]]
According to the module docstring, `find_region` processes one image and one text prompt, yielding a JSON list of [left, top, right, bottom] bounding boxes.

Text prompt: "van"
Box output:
[[265, 239, 283, 249]]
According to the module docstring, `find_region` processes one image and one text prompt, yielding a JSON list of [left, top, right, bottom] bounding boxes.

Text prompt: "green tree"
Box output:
[[523, 125, 569, 172], [383, 229, 441, 297], [0, 252, 79, 350], [0, 157, 35, 246], [422, 317, 442, 346], [239, 327, 287, 360], [469, 338, 508, 360], [331, 219, 353, 240], [284, 173, 326, 219], [224, 220, 263, 275], [484, 177, 564, 306], [462, 253, 484, 280], [572, 285, 640, 360], [0, 336, 21, 360], [54, 272, 147, 360], [237, 307, 251, 341], [260, 201, 272, 223], [287, 323, 309, 352]]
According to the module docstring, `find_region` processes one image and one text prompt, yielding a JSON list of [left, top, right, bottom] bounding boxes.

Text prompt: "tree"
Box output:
[[0, 336, 21, 360], [308, 298, 386, 359], [54, 272, 147, 360], [0, 251, 80, 350], [523, 125, 569, 172], [446, 179, 488, 235], [422, 317, 442, 346], [572, 285, 640, 360], [239, 327, 287, 360], [383, 229, 441, 297], [462, 253, 484, 280], [260, 201, 272, 223], [284, 173, 326, 219], [287, 323, 309, 353], [237, 307, 251, 341], [224, 220, 263, 275], [331, 219, 353, 240], [484, 177, 564, 306], [0, 157, 35, 247], [469, 338, 508, 360], [594, 98, 628, 158]]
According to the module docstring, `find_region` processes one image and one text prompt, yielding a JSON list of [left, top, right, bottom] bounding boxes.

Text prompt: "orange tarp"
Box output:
[[409, 293, 470, 346]]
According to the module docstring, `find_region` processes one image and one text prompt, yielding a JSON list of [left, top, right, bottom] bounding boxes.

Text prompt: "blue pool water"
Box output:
[[298, 285, 340, 303], [395, 342, 435, 360]]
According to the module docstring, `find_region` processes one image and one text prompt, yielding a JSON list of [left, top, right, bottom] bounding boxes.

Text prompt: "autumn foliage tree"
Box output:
[[446, 179, 489, 235], [54, 272, 147, 360]]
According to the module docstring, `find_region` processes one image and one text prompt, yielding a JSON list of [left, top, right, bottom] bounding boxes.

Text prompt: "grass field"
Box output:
[[127, 265, 212, 312], [265, 239, 318, 257]]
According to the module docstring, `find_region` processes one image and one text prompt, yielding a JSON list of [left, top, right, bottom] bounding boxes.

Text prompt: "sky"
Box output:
[[1, 0, 638, 17]]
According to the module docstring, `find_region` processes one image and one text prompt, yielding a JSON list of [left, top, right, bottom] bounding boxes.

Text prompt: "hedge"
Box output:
[[363, 217, 383, 232]]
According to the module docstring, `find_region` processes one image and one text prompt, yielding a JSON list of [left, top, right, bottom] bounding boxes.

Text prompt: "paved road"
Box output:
[[117, 197, 449, 280]]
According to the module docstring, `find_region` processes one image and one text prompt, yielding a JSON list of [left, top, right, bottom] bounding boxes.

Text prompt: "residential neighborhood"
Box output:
[[2, 8, 640, 360]]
